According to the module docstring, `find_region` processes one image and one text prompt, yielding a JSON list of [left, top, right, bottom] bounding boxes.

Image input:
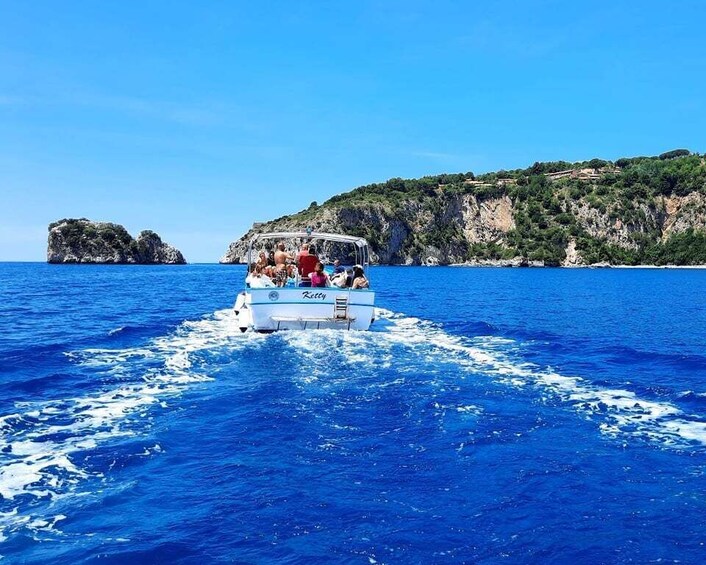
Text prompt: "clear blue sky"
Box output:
[[1, 1, 704, 262]]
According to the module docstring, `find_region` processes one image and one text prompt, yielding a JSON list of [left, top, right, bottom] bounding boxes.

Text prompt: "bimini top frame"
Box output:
[[247, 231, 371, 268]]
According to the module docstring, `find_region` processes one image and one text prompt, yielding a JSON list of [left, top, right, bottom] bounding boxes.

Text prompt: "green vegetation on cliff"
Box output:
[[280, 150, 706, 266], [48, 218, 138, 259]]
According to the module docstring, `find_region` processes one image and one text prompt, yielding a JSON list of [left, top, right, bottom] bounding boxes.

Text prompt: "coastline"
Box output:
[[446, 262, 706, 269], [213, 260, 706, 269], [609, 264, 706, 269]]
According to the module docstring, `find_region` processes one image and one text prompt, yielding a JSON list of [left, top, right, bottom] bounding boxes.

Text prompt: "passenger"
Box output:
[[285, 264, 297, 286], [248, 264, 275, 288], [264, 243, 276, 267], [310, 262, 330, 287], [274, 242, 293, 267], [351, 266, 369, 289], [244, 263, 258, 287], [331, 259, 345, 275], [256, 251, 268, 269], [295, 243, 309, 264], [330, 270, 348, 288], [272, 263, 288, 287], [298, 244, 319, 286]]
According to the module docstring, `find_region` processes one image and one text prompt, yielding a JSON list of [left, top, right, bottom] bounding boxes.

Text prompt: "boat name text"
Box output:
[[302, 291, 327, 300]]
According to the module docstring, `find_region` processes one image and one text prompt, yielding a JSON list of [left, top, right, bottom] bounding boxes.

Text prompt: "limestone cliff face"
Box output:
[[567, 200, 661, 251], [47, 219, 186, 264], [661, 193, 706, 239], [220, 193, 519, 265], [220, 190, 706, 266], [565, 193, 706, 256], [220, 203, 406, 264]]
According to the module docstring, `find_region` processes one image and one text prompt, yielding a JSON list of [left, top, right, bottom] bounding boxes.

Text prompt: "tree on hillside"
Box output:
[[588, 158, 608, 169], [659, 149, 690, 160]]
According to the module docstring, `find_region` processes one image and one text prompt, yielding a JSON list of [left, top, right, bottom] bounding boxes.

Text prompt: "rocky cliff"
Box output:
[[220, 195, 519, 265], [47, 219, 186, 264], [221, 151, 706, 266]]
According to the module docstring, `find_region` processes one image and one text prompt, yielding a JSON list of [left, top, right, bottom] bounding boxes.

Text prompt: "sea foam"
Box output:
[[2, 306, 704, 547], [372, 309, 706, 448], [279, 308, 706, 448], [0, 308, 258, 543]]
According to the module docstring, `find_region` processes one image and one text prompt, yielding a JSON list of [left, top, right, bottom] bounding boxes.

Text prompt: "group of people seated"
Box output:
[[245, 241, 370, 290]]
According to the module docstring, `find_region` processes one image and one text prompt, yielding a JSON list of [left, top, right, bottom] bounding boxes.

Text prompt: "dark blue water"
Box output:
[[1, 264, 706, 564]]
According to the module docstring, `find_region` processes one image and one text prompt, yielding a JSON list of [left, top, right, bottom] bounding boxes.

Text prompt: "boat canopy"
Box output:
[[247, 231, 370, 268], [249, 231, 369, 248]]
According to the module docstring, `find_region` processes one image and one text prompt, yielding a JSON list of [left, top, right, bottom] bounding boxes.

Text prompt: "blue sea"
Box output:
[[1, 263, 705, 564]]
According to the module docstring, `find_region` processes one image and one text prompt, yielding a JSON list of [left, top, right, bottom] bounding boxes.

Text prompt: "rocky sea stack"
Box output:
[[221, 151, 706, 267], [47, 219, 186, 264]]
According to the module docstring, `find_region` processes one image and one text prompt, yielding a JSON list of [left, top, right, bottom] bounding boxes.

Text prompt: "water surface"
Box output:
[[1, 264, 705, 563]]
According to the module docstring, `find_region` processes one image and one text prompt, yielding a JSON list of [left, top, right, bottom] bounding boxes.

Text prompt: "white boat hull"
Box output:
[[234, 287, 375, 332]]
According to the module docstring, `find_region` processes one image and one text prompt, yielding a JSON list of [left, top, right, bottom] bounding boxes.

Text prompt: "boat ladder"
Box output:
[[334, 295, 349, 320]]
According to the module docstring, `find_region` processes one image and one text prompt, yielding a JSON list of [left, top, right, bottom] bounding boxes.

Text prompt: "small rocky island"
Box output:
[[47, 218, 186, 264]]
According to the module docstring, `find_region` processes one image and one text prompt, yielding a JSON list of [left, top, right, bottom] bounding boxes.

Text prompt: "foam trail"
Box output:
[[372, 309, 706, 448], [2, 307, 703, 545], [279, 308, 706, 448], [0, 308, 260, 543]]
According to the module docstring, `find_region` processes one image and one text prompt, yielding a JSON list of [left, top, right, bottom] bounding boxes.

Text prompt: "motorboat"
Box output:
[[233, 231, 375, 332]]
